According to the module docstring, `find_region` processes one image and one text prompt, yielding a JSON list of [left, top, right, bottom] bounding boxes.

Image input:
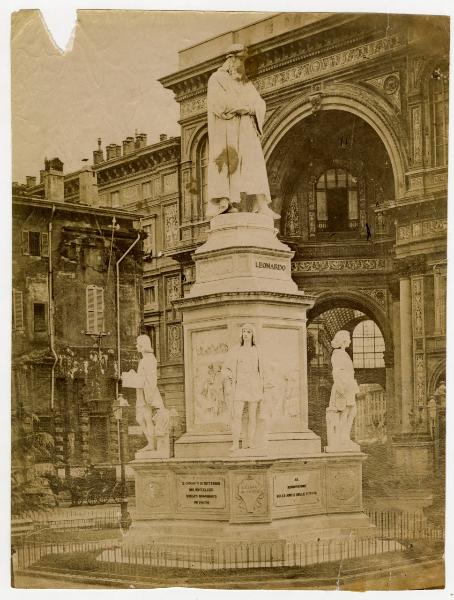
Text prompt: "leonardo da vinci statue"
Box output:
[[206, 43, 279, 219]]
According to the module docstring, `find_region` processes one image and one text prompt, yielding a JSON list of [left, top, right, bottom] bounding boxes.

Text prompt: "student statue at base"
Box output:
[[325, 330, 360, 452]]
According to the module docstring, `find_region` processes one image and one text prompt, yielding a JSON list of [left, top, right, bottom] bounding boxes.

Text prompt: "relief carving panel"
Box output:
[[191, 328, 230, 427]]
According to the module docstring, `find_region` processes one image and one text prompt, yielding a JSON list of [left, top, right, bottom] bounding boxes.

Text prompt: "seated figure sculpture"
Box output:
[[325, 330, 360, 452], [122, 334, 170, 455]]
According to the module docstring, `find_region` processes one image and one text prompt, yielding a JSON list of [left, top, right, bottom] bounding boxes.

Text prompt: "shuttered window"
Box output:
[[12, 289, 24, 331], [21, 231, 49, 257], [86, 285, 105, 334]]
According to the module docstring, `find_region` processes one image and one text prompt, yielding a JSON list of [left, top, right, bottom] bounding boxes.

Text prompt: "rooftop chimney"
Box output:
[[160, 134, 168, 142], [106, 144, 117, 161], [79, 168, 99, 206], [123, 137, 135, 155], [39, 169, 45, 184], [115, 144, 122, 158], [26, 176, 37, 188], [135, 132, 147, 148], [43, 157, 64, 202], [93, 137, 104, 165]]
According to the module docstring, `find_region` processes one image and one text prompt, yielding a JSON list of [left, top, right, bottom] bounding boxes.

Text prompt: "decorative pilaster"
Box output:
[[399, 277, 413, 433], [284, 194, 300, 237], [411, 275, 427, 429], [392, 298, 402, 434], [434, 268, 447, 335]]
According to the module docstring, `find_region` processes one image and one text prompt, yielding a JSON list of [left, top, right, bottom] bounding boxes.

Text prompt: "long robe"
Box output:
[[206, 68, 271, 216], [329, 349, 360, 412]]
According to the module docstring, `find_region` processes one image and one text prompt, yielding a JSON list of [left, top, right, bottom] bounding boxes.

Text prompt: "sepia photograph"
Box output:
[[9, 4, 449, 592]]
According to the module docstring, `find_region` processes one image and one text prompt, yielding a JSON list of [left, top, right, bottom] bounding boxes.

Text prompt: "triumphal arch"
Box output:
[[158, 13, 447, 478]]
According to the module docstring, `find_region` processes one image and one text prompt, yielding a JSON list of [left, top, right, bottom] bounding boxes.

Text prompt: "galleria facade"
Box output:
[[15, 13, 448, 481]]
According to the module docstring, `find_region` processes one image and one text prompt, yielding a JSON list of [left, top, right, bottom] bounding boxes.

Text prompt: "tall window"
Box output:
[[21, 231, 49, 257], [86, 285, 105, 334], [33, 303, 47, 333], [199, 138, 209, 218], [353, 320, 385, 368], [430, 65, 449, 167], [145, 324, 159, 359], [142, 222, 155, 255], [144, 285, 156, 307], [316, 168, 358, 232]]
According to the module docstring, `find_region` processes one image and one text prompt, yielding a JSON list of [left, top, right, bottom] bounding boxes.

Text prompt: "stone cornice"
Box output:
[[393, 255, 427, 277], [178, 32, 407, 123], [162, 14, 394, 102], [95, 142, 181, 185], [173, 290, 316, 311], [12, 194, 143, 221]]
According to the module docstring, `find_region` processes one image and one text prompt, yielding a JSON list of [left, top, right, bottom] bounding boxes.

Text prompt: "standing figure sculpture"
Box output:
[[206, 43, 278, 219], [123, 335, 170, 453], [325, 330, 360, 452], [223, 324, 267, 452]]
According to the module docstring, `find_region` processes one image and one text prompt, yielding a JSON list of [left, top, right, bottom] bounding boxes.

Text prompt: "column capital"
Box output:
[[394, 256, 427, 278]]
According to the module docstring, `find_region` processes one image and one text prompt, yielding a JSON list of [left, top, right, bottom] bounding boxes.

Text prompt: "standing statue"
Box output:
[[122, 334, 170, 453], [206, 43, 279, 219], [223, 324, 268, 452], [325, 330, 360, 452]]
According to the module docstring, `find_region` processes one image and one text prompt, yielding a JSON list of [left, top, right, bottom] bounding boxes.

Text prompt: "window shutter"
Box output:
[[86, 286, 96, 333], [21, 231, 30, 255], [12, 290, 24, 330], [95, 287, 104, 333], [40, 232, 49, 257]]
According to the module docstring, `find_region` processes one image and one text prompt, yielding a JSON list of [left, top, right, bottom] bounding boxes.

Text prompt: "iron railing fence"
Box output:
[[12, 509, 444, 573], [365, 509, 444, 541], [14, 536, 406, 572]]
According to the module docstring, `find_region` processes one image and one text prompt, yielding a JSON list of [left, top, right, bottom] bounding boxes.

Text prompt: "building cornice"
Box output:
[[160, 14, 394, 101], [12, 194, 144, 221]]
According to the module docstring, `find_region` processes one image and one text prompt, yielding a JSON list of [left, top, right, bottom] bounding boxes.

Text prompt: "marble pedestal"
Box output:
[[127, 214, 373, 560], [173, 213, 319, 458]]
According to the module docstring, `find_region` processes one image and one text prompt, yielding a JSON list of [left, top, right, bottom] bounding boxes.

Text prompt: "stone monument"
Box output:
[[127, 212, 373, 551], [126, 44, 373, 557]]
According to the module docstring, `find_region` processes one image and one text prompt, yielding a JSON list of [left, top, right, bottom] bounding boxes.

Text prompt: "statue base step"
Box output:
[[325, 442, 360, 453], [113, 452, 377, 568], [173, 431, 321, 459]]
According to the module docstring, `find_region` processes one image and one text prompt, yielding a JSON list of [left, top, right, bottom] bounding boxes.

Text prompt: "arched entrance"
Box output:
[[265, 108, 396, 234], [263, 84, 406, 202]]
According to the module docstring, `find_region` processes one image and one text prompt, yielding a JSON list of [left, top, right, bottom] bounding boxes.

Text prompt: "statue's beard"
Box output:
[[229, 65, 246, 82]]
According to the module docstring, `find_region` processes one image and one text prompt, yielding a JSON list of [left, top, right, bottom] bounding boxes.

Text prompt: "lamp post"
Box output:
[[113, 393, 131, 533]]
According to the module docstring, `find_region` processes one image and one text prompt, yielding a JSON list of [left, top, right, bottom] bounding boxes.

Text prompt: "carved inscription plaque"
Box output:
[[177, 475, 226, 509], [273, 471, 321, 507]]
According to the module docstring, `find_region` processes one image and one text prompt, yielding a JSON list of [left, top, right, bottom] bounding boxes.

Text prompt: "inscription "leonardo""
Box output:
[[255, 261, 286, 271]]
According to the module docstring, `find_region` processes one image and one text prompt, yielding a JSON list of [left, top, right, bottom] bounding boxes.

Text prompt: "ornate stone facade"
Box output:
[[157, 13, 447, 477]]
